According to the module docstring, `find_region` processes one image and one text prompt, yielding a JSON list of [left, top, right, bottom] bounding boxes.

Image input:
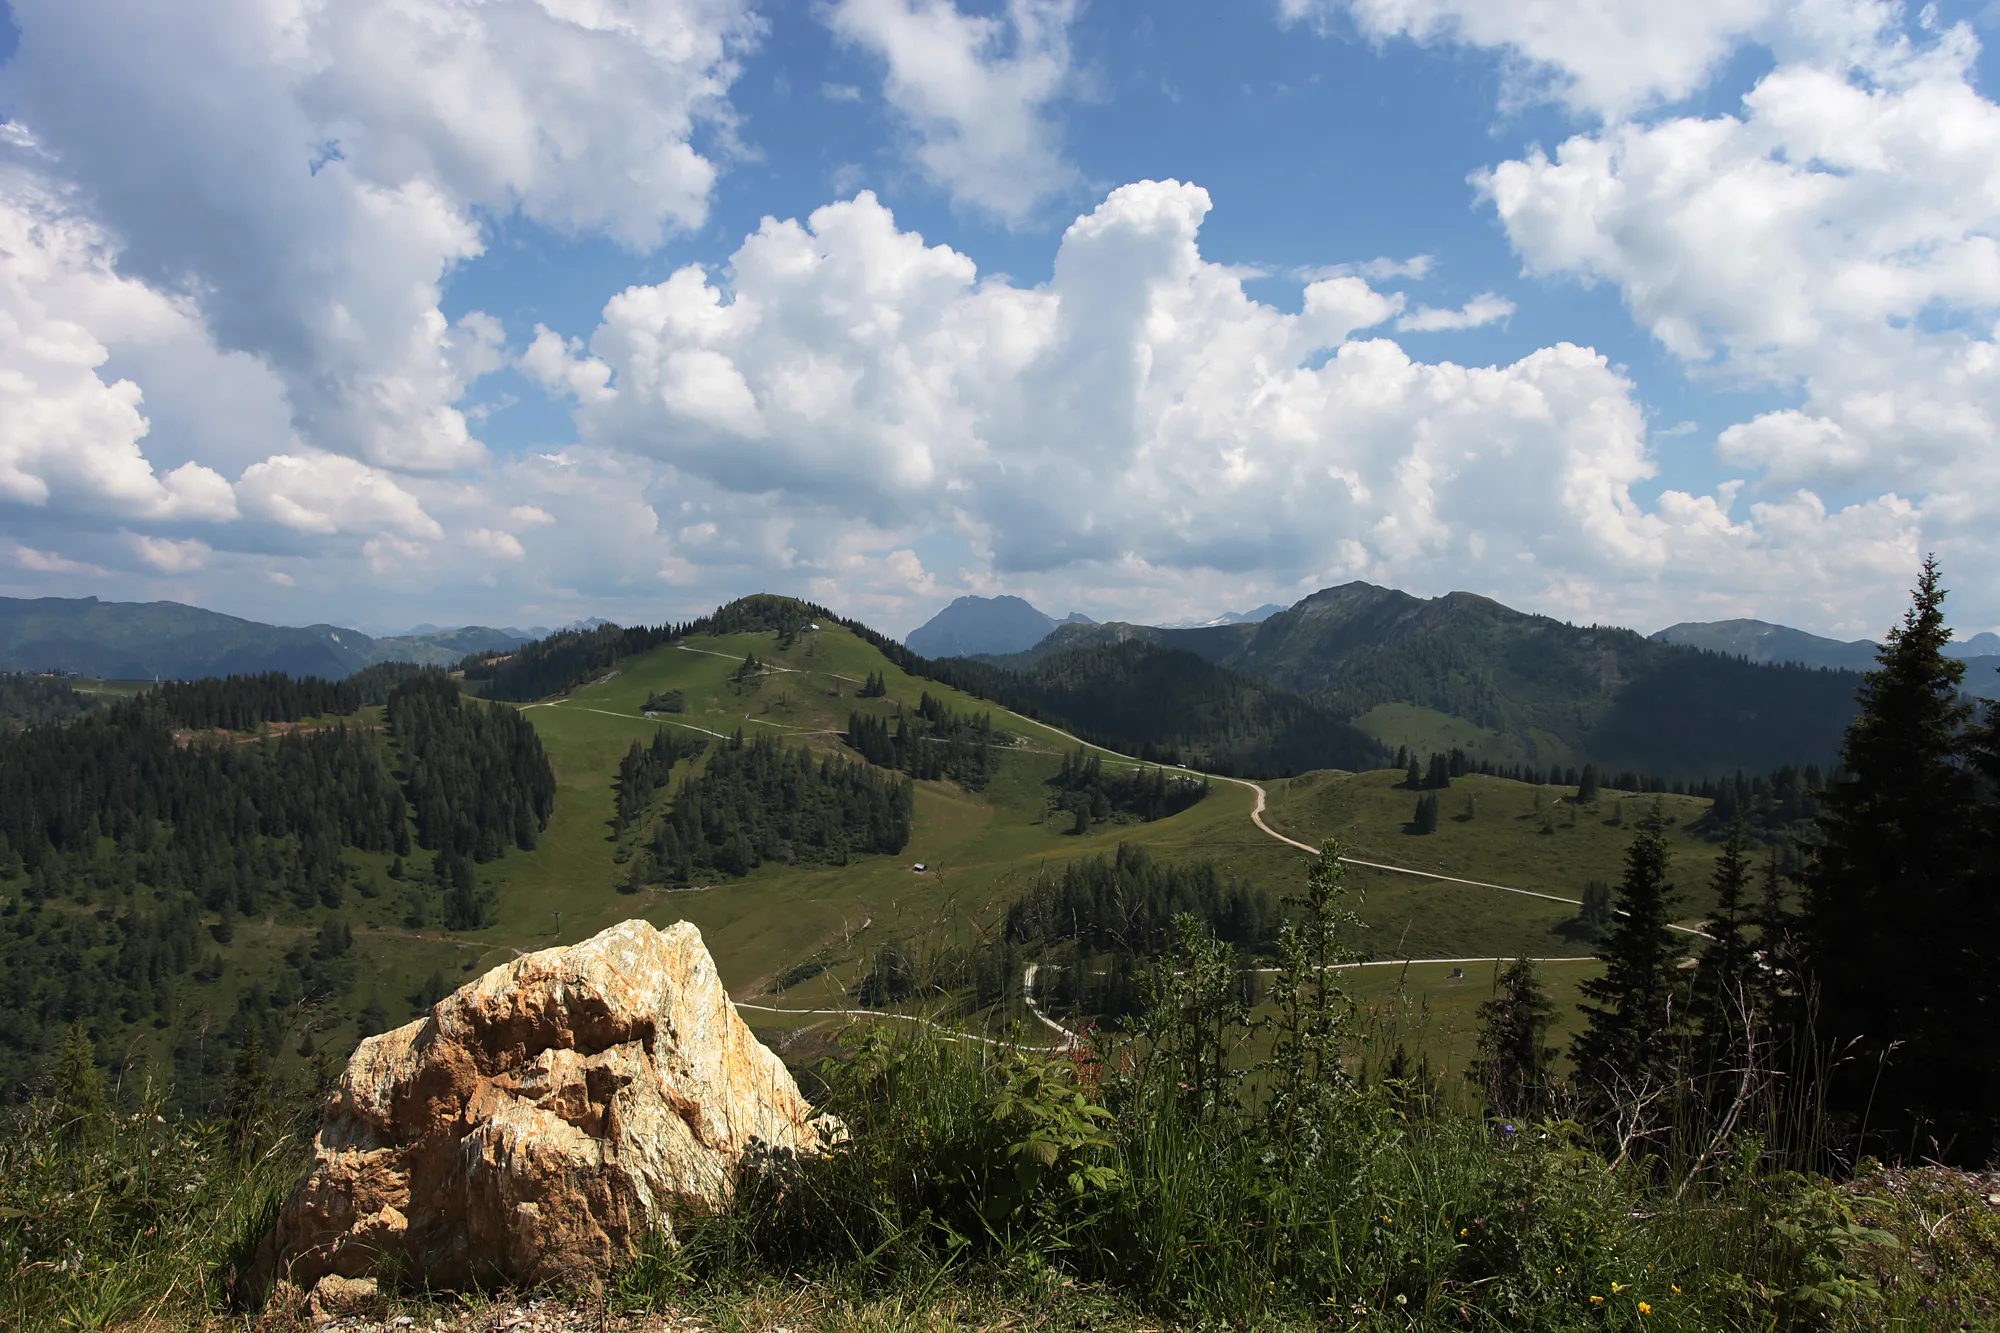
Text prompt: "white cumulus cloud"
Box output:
[[0, 0, 757, 474], [1282, 0, 1790, 119], [237, 453, 444, 541], [1477, 8, 2000, 601], [535, 179, 1919, 629], [829, 0, 1078, 221], [0, 169, 239, 522], [1395, 293, 1515, 332], [131, 536, 212, 573], [466, 528, 528, 560]]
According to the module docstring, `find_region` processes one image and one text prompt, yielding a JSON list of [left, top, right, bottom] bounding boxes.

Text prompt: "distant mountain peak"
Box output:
[[907, 594, 1066, 658], [1158, 602, 1288, 629], [1650, 618, 1880, 672]]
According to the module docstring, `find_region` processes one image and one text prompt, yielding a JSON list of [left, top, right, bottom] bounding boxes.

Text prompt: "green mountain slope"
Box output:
[[5, 597, 1715, 1111], [983, 583, 1866, 778], [0, 596, 520, 678], [961, 638, 1383, 775]]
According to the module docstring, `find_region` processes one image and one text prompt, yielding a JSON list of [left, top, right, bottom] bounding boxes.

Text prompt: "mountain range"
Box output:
[[1651, 618, 2000, 672], [959, 582, 1997, 780], [10, 586, 1996, 783], [0, 597, 526, 679], [905, 595, 1287, 655]]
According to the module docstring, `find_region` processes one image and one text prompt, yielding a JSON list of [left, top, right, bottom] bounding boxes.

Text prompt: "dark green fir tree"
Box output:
[[1468, 958, 1557, 1121], [1799, 557, 1985, 1154], [1572, 807, 1685, 1102], [1689, 816, 1759, 1067]]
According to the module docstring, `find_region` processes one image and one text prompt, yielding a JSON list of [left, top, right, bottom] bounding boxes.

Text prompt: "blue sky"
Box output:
[[2, 0, 1998, 640]]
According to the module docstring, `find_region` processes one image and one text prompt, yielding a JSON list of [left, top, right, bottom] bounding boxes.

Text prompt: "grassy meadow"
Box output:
[[81, 619, 1760, 1093], [354, 619, 1748, 1079]]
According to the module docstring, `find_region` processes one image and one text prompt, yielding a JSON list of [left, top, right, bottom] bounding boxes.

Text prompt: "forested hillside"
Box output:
[[979, 583, 1871, 779], [969, 639, 1383, 775], [0, 596, 524, 679], [845, 692, 1003, 790], [0, 675, 95, 729], [0, 671, 552, 1106]]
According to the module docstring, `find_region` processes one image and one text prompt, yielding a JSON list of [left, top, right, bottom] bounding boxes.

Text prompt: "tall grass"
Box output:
[[630, 1019, 1998, 1331], [0, 1027, 312, 1332], [8, 958, 1996, 1330]]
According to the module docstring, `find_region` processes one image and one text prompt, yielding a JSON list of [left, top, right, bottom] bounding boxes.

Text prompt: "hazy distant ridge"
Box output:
[[0, 596, 523, 679]]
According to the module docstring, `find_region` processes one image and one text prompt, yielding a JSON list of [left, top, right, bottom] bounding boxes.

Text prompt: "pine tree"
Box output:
[[1753, 852, 1795, 1021], [1579, 878, 1614, 941], [225, 1028, 270, 1155], [1573, 807, 1685, 1103], [1799, 557, 1984, 1153], [1576, 764, 1600, 805], [1689, 816, 1758, 1066], [1412, 792, 1439, 834], [1468, 958, 1557, 1121]]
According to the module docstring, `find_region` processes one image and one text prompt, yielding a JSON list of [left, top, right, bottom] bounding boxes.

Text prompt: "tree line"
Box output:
[[150, 673, 360, 730], [1397, 746, 1823, 844], [460, 622, 694, 702], [990, 844, 1277, 1021], [615, 728, 707, 832]]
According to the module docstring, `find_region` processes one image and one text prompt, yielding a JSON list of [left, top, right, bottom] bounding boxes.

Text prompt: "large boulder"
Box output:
[[264, 919, 830, 1293]]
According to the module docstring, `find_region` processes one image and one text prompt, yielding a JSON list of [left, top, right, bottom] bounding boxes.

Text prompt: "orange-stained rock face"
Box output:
[[266, 920, 829, 1293]]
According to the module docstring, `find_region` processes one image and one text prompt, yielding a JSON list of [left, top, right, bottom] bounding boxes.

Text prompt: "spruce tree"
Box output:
[[1753, 852, 1795, 1020], [1573, 807, 1685, 1103], [1799, 557, 1983, 1153], [1412, 792, 1439, 834], [1689, 816, 1758, 1066], [1469, 958, 1557, 1121]]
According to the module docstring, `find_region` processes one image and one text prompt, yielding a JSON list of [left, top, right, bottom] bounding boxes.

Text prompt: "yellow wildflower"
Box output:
[[1638, 1302, 1653, 1315], [1589, 1295, 1605, 1305], [1611, 1281, 1626, 1293]]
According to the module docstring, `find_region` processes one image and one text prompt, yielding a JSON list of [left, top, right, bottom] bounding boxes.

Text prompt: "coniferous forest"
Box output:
[[845, 692, 1004, 790], [0, 674, 97, 729], [388, 673, 555, 861], [0, 670, 553, 1107], [1044, 747, 1209, 832], [637, 731, 913, 883], [615, 728, 707, 833]]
